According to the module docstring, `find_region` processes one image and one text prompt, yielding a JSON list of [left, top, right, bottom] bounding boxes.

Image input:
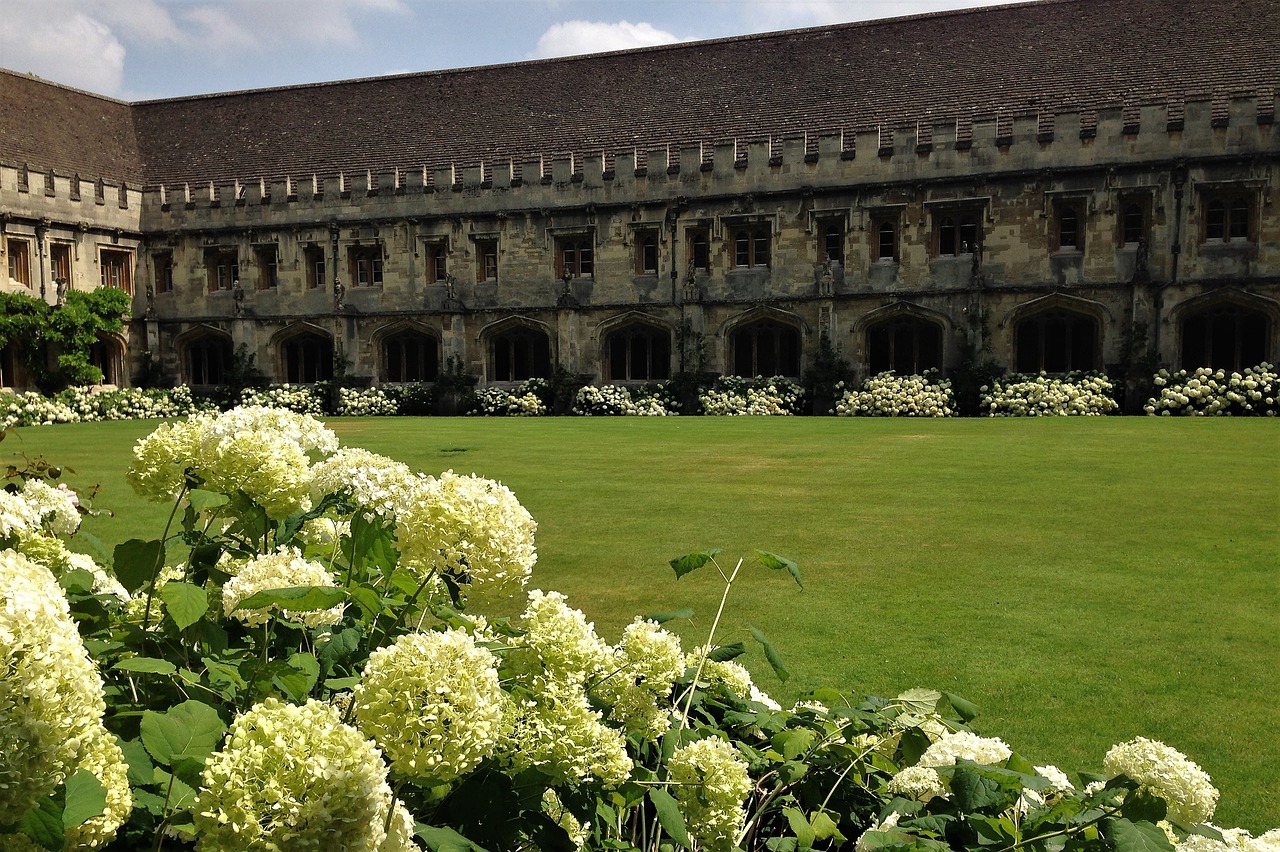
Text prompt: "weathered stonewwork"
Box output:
[[1, 0, 1277, 399]]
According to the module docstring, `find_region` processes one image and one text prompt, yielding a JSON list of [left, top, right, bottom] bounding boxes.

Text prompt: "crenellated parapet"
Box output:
[[138, 93, 1277, 230]]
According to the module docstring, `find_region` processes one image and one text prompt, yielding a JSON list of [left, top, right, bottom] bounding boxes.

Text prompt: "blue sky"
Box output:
[[1, 0, 1028, 101]]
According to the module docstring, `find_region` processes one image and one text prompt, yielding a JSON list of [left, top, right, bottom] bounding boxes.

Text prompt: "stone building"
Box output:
[[1, 0, 1277, 401]]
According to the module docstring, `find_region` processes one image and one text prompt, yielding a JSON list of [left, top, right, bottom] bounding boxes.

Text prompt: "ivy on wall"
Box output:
[[0, 288, 132, 391]]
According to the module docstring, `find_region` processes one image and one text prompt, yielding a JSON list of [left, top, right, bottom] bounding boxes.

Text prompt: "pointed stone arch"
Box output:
[[720, 305, 807, 378], [478, 315, 554, 383], [89, 331, 128, 386], [855, 302, 951, 375], [1003, 293, 1110, 374], [593, 311, 674, 382], [271, 321, 335, 383], [173, 324, 235, 387], [1169, 287, 1278, 370], [371, 319, 441, 383]]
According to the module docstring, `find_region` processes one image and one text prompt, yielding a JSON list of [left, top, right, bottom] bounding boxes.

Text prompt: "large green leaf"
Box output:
[[114, 656, 177, 675], [951, 766, 1012, 812], [648, 787, 691, 848], [187, 489, 230, 513], [112, 538, 165, 594], [1108, 818, 1175, 852], [669, 549, 721, 579], [161, 581, 209, 631], [773, 728, 816, 760], [18, 791, 64, 851], [642, 607, 695, 624], [119, 737, 154, 787], [63, 768, 107, 829], [272, 653, 321, 702], [707, 642, 746, 662], [756, 549, 803, 589], [140, 700, 227, 767], [418, 825, 488, 852], [749, 625, 790, 682], [233, 585, 345, 614], [784, 806, 816, 850]]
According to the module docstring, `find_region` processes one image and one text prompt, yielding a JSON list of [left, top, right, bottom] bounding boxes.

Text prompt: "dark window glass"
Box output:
[[1015, 311, 1098, 373], [732, 320, 800, 377], [1181, 305, 1269, 370], [383, 332, 439, 382], [867, 318, 942, 375], [492, 327, 551, 381], [282, 333, 335, 383], [606, 325, 671, 381]]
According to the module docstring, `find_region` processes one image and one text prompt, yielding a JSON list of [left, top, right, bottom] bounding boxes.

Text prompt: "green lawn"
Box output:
[[5, 417, 1278, 831]]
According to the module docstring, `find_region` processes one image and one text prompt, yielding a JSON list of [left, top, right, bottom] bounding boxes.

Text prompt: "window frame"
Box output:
[[6, 237, 31, 286], [382, 331, 440, 383], [556, 235, 595, 280], [424, 241, 448, 284], [51, 242, 74, 287], [687, 228, 710, 273], [605, 323, 671, 382], [1014, 310, 1099, 374], [254, 244, 279, 290], [635, 230, 660, 275], [475, 238, 498, 282], [818, 220, 845, 266], [731, 319, 801, 378], [99, 248, 134, 294], [205, 248, 240, 292], [1052, 198, 1087, 253], [303, 244, 326, 290], [152, 251, 173, 294], [349, 244, 384, 287], [931, 206, 984, 257], [1202, 189, 1255, 243], [732, 225, 771, 269]]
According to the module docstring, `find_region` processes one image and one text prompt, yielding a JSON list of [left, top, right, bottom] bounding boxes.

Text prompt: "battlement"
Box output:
[[124, 92, 1275, 224]]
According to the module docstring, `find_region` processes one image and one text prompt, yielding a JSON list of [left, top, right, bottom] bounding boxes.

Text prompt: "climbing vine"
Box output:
[[0, 288, 132, 391]]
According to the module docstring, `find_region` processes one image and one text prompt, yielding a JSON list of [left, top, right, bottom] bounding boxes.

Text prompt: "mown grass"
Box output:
[[5, 417, 1277, 831]]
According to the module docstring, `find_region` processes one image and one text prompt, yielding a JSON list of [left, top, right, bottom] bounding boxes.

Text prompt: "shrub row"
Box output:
[[4, 365, 1276, 427]]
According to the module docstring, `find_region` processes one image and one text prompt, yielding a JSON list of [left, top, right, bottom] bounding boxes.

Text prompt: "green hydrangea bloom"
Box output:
[[194, 698, 397, 852]]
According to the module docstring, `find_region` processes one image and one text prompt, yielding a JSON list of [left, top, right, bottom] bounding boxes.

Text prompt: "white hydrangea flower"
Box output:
[[127, 406, 337, 519], [221, 546, 343, 628], [354, 629, 505, 783], [1035, 764, 1075, 792], [194, 698, 397, 852], [596, 618, 684, 739], [310, 448, 423, 522], [686, 647, 780, 708], [0, 550, 109, 824], [514, 590, 610, 684], [1176, 826, 1280, 852], [396, 471, 536, 599], [1104, 737, 1219, 824], [668, 737, 752, 851], [502, 678, 632, 787], [17, 479, 81, 537], [0, 488, 43, 541], [887, 765, 947, 802], [917, 730, 1012, 768], [856, 811, 903, 852], [379, 800, 421, 852]]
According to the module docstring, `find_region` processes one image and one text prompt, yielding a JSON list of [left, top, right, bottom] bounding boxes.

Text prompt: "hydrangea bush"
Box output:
[[2, 406, 1275, 851], [982, 372, 1119, 416], [700, 376, 806, 416], [1144, 364, 1278, 416], [336, 386, 400, 416], [836, 371, 955, 417], [573, 384, 676, 416], [471, 381, 549, 416]]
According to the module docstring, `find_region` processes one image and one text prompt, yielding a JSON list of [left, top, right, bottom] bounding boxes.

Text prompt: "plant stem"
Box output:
[[142, 484, 187, 635], [677, 556, 742, 731]]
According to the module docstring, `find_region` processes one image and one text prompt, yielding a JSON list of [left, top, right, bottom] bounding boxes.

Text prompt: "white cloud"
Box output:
[[733, 0, 1034, 33], [531, 20, 684, 59], [0, 5, 126, 94]]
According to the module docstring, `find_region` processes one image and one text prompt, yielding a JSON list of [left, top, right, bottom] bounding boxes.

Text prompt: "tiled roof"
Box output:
[[0, 70, 142, 184], [4, 0, 1279, 188]]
